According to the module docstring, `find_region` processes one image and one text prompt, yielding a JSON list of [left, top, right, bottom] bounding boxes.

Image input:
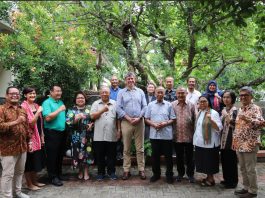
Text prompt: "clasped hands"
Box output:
[[152, 121, 168, 131]]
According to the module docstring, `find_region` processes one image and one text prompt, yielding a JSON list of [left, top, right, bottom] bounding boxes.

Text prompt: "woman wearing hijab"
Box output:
[[204, 80, 223, 114], [193, 95, 223, 186]]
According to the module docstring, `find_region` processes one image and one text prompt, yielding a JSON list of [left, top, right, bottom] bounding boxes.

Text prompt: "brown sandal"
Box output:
[[201, 179, 215, 187]]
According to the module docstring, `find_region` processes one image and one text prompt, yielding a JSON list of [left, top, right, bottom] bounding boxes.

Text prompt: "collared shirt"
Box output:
[[116, 87, 147, 119], [220, 106, 237, 150], [42, 97, 66, 131], [145, 100, 176, 140], [0, 103, 30, 156], [171, 100, 196, 143], [164, 89, 177, 102], [193, 109, 223, 148], [233, 103, 264, 152], [91, 99, 117, 142], [186, 89, 201, 105], [110, 86, 121, 101]]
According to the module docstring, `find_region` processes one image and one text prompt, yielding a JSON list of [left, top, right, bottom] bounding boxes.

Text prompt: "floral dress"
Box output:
[[66, 106, 94, 168]]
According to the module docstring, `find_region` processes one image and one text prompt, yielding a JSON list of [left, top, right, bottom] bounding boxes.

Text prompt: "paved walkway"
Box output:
[[20, 163, 265, 198]]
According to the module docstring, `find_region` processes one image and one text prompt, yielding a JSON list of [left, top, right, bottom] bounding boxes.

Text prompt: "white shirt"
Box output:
[[186, 89, 201, 105], [193, 109, 223, 148]]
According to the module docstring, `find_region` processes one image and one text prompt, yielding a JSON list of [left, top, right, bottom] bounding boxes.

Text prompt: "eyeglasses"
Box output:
[[8, 93, 20, 96], [239, 94, 250, 97], [76, 97, 85, 100]]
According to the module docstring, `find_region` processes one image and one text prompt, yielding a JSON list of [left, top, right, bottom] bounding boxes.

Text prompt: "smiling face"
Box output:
[[100, 87, 110, 103], [199, 96, 209, 110], [147, 84, 155, 95], [25, 90, 36, 104], [50, 86, 62, 100], [155, 87, 165, 102], [209, 83, 216, 92], [110, 75, 119, 88], [165, 77, 174, 90], [6, 88, 20, 105], [187, 78, 196, 90], [125, 75, 136, 89], [75, 93, 86, 108], [176, 87, 187, 103], [239, 90, 252, 106]]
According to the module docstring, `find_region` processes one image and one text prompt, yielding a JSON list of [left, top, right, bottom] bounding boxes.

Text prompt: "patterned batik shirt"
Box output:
[[0, 103, 30, 156], [171, 100, 196, 143], [233, 103, 264, 152]]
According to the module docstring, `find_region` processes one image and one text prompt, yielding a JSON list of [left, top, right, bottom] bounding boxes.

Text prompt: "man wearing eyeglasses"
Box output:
[[0, 86, 31, 198], [233, 86, 265, 198]]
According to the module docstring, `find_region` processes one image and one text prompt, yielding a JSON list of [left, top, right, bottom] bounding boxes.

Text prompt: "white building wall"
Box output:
[[0, 67, 14, 97]]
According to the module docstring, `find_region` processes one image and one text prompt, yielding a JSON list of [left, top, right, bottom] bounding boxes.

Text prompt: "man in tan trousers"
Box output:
[[116, 72, 147, 180]]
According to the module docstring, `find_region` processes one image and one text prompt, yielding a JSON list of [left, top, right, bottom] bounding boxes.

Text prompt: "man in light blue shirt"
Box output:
[[109, 75, 121, 101], [116, 72, 147, 180], [145, 86, 176, 184]]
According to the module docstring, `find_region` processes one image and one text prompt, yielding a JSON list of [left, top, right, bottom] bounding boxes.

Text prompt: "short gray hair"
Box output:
[[240, 86, 254, 96], [124, 72, 136, 79]]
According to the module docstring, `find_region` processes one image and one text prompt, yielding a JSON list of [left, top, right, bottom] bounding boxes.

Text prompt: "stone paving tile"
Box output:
[[18, 163, 265, 198]]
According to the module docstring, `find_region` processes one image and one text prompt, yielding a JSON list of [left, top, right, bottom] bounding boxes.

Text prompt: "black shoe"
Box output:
[[176, 175, 183, 182], [224, 183, 237, 189], [51, 177, 63, 186], [188, 176, 195, 183], [234, 189, 248, 195], [150, 175, 160, 183], [220, 180, 226, 185], [58, 175, 69, 181], [239, 192, 257, 198], [166, 177, 174, 184]]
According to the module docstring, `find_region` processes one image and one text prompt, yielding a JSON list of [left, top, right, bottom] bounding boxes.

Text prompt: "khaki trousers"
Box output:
[[121, 119, 145, 172], [0, 152, 27, 198], [237, 146, 259, 194]]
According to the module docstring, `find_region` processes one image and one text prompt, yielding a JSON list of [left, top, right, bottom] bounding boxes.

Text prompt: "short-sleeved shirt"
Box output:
[[145, 100, 176, 140], [42, 97, 66, 131], [91, 99, 117, 142], [110, 86, 121, 101]]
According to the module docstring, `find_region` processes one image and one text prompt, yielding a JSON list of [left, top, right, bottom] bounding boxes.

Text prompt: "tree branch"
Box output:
[[230, 76, 265, 90], [212, 57, 244, 80]]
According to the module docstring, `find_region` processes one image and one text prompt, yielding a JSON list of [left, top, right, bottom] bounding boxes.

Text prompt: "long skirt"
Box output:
[[195, 146, 219, 175]]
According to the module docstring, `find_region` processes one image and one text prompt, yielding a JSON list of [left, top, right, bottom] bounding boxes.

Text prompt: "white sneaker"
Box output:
[[15, 192, 30, 198]]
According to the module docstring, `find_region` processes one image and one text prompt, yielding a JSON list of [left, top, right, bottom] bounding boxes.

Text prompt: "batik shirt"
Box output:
[[233, 103, 264, 152]]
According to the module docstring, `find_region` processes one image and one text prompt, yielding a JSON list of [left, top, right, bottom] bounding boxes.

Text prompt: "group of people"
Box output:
[[0, 72, 264, 198]]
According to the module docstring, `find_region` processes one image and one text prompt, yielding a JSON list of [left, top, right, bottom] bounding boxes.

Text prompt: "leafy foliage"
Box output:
[[0, 2, 96, 106], [0, 1, 264, 102]]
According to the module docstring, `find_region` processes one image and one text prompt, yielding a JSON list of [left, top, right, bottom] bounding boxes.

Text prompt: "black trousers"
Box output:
[[174, 142, 194, 177], [221, 149, 238, 185], [94, 141, 117, 175], [44, 129, 66, 179], [150, 139, 173, 178]]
